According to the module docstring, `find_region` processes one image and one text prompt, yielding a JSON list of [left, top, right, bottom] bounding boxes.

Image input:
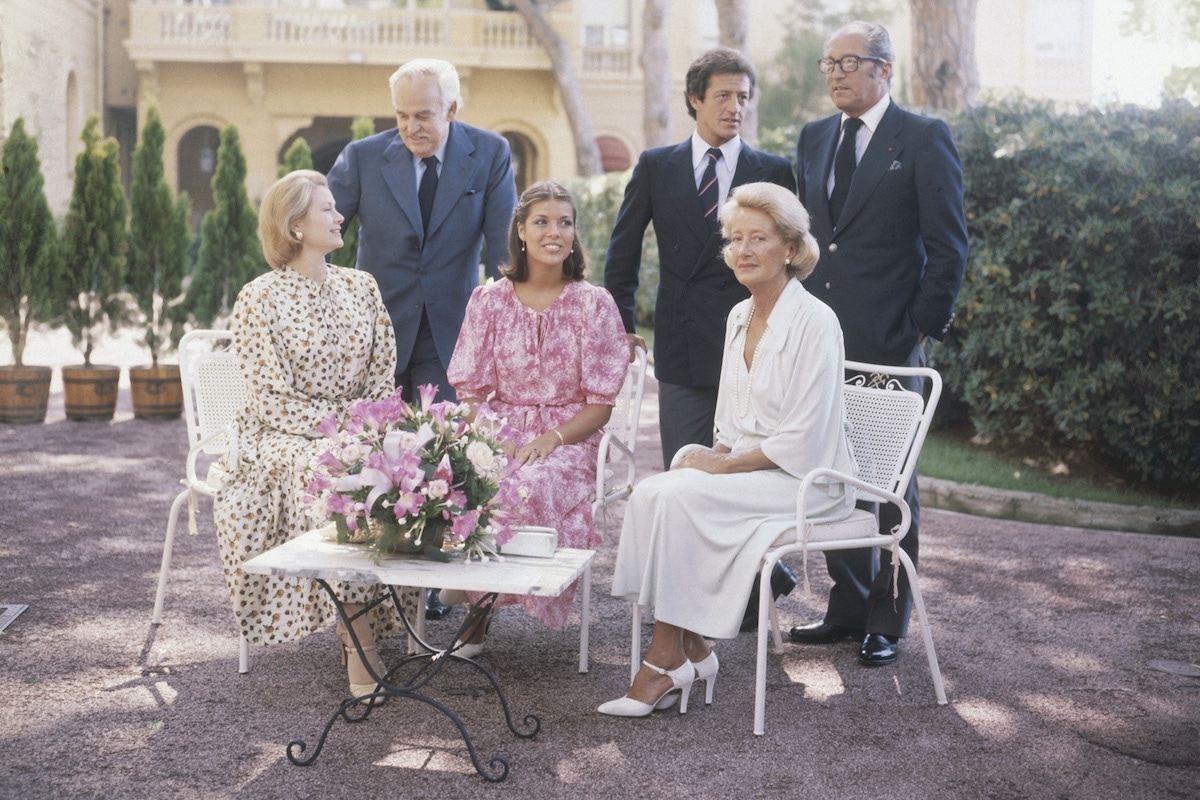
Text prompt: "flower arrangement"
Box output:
[[305, 385, 521, 562]]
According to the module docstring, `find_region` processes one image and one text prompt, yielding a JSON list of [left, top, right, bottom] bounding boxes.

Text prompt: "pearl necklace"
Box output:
[[735, 303, 762, 419]]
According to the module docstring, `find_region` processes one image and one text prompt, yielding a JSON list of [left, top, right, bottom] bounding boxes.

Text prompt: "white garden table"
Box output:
[[241, 525, 594, 782]]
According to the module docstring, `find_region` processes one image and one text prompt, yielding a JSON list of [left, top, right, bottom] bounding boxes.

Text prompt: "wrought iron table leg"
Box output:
[[281, 581, 537, 781]]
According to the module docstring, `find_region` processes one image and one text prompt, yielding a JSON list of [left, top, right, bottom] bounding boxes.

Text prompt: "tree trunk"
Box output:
[[641, 0, 672, 150], [713, 0, 756, 141], [909, 0, 980, 110], [510, 0, 602, 176]]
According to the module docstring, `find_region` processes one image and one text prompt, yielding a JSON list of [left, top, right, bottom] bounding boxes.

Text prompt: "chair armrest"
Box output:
[[185, 424, 239, 492], [594, 430, 635, 500], [794, 467, 911, 543]]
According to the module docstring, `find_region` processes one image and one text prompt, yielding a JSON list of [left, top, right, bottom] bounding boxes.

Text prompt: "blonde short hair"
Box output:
[[721, 182, 820, 280], [259, 170, 327, 270]]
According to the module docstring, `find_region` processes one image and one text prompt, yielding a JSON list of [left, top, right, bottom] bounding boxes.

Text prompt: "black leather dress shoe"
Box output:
[[739, 562, 800, 632], [424, 588, 451, 620], [788, 621, 865, 644], [859, 633, 900, 666]]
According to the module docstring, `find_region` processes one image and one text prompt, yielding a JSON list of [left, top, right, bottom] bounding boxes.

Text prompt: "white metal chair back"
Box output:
[[841, 371, 926, 498], [153, 329, 251, 673], [592, 346, 648, 518], [180, 329, 244, 455]]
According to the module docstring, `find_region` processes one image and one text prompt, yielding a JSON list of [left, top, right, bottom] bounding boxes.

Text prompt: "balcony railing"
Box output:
[[126, 1, 632, 75]]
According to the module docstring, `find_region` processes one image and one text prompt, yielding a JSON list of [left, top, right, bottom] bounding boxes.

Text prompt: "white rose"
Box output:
[[426, 479, 450, 499], [396, 431, 422, 452], [465, 440, 496, 473], [339, 442, 368, 464]]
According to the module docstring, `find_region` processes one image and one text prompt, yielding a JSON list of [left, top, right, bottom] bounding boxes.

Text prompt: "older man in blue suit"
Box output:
[[790, 21, 968, 666], [604, 48, 799, 631], [328, 58, 516, 619], [328, 58, 516, 405]]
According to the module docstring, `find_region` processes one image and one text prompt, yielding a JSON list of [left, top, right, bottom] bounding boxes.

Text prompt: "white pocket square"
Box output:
[[888, 160, 902, 171]]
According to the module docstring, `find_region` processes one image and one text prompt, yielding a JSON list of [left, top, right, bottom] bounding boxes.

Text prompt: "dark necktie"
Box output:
[[418, 155, 439, 234], [829, 117, 863, 226], [698, 147, 723, 226]]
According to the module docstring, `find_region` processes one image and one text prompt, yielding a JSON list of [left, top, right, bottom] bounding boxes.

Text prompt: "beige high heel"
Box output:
[[336, 614, 386, 706], [451, 604, 494, 660]]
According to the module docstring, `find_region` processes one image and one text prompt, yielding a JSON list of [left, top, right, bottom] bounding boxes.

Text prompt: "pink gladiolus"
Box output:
[[417, 383, 438, 410]]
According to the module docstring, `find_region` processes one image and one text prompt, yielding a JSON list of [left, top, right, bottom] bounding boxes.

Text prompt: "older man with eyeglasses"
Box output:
[[790, 21, 968, 667]]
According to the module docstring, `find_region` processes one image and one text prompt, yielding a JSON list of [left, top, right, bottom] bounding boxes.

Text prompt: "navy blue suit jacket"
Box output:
[[327, 122, 516, 372], [796, 102, 967, 366], [604, 139, 796, 387]]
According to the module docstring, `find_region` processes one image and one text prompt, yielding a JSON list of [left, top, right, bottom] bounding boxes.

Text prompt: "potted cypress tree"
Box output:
[[60, 115, 129, 422], [0, 118, 63, 424], [278, 135, 313, 177], [186, 124, 266, 328], [127, 106, 191, 420]]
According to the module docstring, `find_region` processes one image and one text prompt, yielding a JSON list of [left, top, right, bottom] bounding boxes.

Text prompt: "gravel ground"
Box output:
[[1, 377, 1197, 800]]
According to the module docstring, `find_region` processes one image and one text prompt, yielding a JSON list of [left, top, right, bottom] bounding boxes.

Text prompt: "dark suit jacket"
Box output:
[[604, 139, 796, 387], [796, 102, 968, 366], [327, 122, 516, 372]]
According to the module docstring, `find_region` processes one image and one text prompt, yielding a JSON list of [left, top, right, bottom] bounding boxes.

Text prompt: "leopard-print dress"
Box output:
[[213, 265, 402, 645]]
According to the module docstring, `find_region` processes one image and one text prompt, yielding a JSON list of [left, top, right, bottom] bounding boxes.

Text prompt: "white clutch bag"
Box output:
[[494, 526, 558, 558]]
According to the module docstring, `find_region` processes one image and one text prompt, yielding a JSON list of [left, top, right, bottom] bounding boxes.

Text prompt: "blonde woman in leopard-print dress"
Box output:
[[213, 170, 400, 702]]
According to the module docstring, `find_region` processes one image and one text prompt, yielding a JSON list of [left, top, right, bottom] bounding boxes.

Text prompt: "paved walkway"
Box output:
[[1, 378, 1197, 799]]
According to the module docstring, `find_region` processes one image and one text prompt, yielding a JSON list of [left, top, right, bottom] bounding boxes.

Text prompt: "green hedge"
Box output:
[[933, 99, 1200, 490], [565, 171, 659, 329]]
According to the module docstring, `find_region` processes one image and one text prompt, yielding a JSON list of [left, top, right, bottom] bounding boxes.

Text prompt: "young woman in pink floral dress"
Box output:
[[446, 181, 629, 652]]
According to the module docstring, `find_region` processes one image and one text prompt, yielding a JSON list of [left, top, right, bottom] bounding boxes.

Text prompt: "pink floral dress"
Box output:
[[448, 278, 628, 628]]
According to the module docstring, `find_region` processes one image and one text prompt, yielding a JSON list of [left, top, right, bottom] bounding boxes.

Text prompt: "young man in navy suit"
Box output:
[[790, 21, 968, 665], [604, 48, 799, 630], [328, 58, 516, 619]]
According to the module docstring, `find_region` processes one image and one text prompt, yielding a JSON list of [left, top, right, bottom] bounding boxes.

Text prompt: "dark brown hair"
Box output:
[[684, 47, 757, 120], [502, 181, 586, 282]]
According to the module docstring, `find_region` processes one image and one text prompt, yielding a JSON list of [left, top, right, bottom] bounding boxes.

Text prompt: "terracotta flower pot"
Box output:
[[0, 365, 52, 424], [62, 365, 121, 422], [129, 364, 183, 420]]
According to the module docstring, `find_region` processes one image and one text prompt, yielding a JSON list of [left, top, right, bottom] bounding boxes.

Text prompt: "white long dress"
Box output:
[[611, 278, 857, 639]]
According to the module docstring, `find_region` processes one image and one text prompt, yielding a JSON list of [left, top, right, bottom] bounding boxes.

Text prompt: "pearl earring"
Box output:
[[294, 230, 303, 241], [521, 241, 526, 252]]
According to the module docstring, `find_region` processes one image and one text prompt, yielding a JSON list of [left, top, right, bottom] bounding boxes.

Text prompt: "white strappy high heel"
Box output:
[[597, 660, 696, 717], [690, 649, 719, 705]]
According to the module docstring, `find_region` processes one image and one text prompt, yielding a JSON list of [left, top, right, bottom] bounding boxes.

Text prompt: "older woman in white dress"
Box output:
[[600, 182, 858, 717]]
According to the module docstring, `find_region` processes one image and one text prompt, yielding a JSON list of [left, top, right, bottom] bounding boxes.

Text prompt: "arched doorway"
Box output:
[[597, 135, 632, 173], [177, 126, 220, 229], [280, 116, 391, 176], [501, 131, 537, 194]]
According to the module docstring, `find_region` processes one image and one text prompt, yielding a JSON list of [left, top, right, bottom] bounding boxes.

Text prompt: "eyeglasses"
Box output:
[[817, 55, 886, 74]]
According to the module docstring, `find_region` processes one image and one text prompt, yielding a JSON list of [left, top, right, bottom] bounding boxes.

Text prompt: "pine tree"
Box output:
[[277, 136, 313, 177], [61, 115, 129, 366], [186, 125, 266, 327], [0, 118, 61, 366], [327, 116, 375, 269], [128, 106, 190, 367]]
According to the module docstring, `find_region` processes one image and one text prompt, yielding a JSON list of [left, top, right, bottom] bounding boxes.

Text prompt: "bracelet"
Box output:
[[551, 428, 565, 446]]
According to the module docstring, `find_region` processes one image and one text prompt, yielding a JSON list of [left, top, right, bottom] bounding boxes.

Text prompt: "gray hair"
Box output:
[[827, 21, 895, 85], [389, 58, 463, 110]]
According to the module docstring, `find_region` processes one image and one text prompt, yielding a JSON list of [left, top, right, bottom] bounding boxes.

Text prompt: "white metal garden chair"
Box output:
[[749, 360, 948, 733], [150, 329, 251, 673], [592, 345, 648, 521], [624, 360, 948, 724]]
